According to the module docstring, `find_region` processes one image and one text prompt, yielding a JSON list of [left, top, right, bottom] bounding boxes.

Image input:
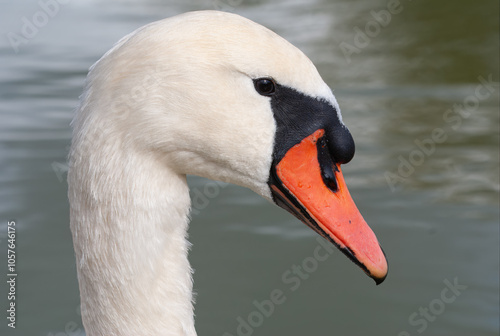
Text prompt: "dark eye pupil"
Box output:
[[254, 78, 275, 96]]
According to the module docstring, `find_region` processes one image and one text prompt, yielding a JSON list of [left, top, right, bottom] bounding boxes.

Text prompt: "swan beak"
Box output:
[[269, 129, 388, 284]]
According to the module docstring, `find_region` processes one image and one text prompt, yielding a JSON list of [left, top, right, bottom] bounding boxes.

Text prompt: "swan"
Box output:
[[68, 10, 388, 336]]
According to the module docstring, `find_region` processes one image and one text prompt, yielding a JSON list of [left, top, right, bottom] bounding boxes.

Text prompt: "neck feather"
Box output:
[[68, 130, 197, 336]]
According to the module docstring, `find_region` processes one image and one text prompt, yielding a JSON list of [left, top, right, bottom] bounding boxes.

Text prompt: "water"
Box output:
[[0, 0, 498, 335]]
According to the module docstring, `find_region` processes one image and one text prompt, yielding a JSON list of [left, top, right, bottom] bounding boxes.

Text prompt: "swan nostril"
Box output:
[[317, 136, 338, 192]]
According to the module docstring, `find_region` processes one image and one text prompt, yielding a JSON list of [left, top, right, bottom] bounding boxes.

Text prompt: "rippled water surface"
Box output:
[[0, 0, 498, 335]]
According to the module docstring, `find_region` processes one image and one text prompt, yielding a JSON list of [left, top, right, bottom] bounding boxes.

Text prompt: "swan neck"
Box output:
[[69, 142, 196, 336]]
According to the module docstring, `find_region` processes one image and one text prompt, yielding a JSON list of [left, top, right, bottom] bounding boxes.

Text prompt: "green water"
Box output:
[[0, 0, 498, 335]]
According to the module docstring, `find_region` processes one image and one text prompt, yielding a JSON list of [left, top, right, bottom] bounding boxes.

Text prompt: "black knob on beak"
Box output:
[[325, 124, 355, 164]]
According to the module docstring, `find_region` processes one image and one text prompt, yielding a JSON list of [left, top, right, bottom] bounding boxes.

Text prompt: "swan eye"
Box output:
[[254, 78, 276, 96]]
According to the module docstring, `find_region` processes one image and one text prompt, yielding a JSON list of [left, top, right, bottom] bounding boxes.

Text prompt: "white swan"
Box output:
[[68, 10, 388, 336]]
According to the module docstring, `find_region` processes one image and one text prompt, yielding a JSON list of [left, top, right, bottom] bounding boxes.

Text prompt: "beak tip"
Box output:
[[371, 248, 388, 285], [373, 271, 388, 286]]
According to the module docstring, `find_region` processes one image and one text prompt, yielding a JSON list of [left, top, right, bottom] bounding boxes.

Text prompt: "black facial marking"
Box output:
[[268, 83, 355, 165]]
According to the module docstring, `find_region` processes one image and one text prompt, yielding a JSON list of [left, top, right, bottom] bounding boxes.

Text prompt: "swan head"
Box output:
[[78, 10, 387, 283]]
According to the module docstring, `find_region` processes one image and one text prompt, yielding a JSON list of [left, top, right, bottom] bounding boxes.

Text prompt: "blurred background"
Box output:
[[0, 0, 498, 335]]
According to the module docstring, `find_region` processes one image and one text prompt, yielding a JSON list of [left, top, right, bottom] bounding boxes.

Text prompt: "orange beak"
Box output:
[[270, 129, 388, 284]]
